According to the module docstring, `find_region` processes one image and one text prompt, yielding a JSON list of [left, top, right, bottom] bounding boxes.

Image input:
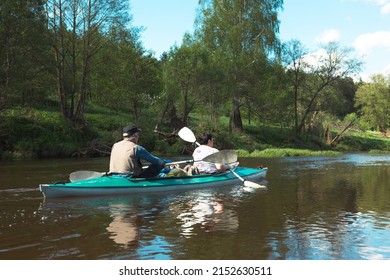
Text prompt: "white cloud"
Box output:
[[384, 64, 390, 75], [381, 2, 390, 13], [362, 0, 390, 5], [316, 29, 340, 43], [298, 49, 326, 68], [360, 0, 390, 14], [285, 49, 325, 72], [359, 64, 390, 82], [298, 48, 350, 72], [357, 73, 370, 82], [371, 0, 390, 4], [353, 31, 390, 55]]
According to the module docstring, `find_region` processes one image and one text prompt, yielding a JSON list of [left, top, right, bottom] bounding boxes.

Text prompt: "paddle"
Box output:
[[178, 126, 200, 146], [70, 170, 105, 182], [178, 126, 263, 188], [230, 169, 266, 188]]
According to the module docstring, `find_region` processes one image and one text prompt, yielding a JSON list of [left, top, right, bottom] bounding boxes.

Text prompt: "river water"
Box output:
[[0, 153, 389, 260]]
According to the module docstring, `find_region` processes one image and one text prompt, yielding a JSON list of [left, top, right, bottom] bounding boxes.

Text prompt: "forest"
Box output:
[[1, 0, 389, 160]]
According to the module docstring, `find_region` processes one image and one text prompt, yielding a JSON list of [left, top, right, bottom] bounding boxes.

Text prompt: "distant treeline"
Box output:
[[1, 0, 389, 151]]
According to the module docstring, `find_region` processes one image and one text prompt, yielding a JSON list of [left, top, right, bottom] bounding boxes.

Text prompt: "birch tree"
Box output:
[[195, 0, 283, 132]]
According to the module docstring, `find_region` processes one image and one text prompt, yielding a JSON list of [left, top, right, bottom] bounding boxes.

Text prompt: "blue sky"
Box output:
[[131, 0, 390, 81]]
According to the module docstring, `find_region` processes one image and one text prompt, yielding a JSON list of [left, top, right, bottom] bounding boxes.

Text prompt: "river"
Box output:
[[0, 153, 389, 260]]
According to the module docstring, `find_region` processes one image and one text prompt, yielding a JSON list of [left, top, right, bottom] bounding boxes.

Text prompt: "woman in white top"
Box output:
[[192, 133, 227, 173]]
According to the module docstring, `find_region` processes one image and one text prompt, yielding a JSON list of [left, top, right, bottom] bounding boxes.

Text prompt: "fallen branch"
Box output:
[[329, 119, 356, 146], [72, 139, 112, 157], [153, 126, 178, 138]]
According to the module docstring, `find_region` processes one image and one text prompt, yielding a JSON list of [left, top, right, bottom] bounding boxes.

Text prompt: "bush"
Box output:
[[0, 109, 94, 159]]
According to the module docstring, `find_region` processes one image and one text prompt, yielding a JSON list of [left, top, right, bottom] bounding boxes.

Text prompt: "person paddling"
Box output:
[[192, 133, 230, 173], [109, 124, 165, 178]]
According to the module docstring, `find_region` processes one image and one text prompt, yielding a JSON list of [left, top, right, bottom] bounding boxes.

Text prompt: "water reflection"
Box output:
[[1, 153, 390, 259], [173, 192, 239, 237], [34, 186, 258, 259], [106, 203, 139, 248], [258, 154, 390, 260], [275, 210, 390, 260]]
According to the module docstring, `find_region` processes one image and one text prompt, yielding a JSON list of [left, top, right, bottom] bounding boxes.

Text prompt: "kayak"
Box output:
[[39, 166, 267, 198]]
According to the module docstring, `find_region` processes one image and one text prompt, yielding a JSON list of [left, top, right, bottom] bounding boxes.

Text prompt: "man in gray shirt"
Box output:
[[109, 124, 165, 178]]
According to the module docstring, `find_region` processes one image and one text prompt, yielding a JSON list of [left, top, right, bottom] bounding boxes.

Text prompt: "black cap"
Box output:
[[122, 124, 142, 137]]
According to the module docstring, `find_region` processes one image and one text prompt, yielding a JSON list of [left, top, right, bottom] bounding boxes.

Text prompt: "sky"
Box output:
[[130, 0, 390, 81]]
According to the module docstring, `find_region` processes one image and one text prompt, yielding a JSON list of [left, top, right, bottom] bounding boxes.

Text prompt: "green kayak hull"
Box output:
[[39, 166, 267, 198]]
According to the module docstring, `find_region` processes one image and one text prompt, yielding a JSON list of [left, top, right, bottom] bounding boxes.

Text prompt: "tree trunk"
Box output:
[[297, 86, 325, 133], [169, 104, 182, 129], [294, 79, 299, 134], [54, 0, 70, 121], [75, 32, 90, 123], [232, 96, 243, 132]]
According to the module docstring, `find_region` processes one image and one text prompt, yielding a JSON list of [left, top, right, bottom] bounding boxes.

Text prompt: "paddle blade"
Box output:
[[243, 180, 267, 189], [69, 170, 103, 182], [203, 150, 238, 164], [178, 127, 197, 143]]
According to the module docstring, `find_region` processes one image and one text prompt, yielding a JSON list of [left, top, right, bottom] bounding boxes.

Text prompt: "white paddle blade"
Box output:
[[243, 180, 267, 189], [230, 169, 265, 189], [69, 171, 103, 182], [178, 127, 197, 143]]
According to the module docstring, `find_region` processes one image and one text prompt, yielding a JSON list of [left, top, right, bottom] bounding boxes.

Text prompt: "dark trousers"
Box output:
[[134, 163, 164, 178]]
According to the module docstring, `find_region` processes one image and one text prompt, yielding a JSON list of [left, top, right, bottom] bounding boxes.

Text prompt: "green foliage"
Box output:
[[160, 39, 214, 128], [196, 0, 283, 131], [0, 109, 88, 159], [91, 35, 162, 120], [44, 0, 135, 123], [0, 0, 51, 110], [283, 41, 363, 134], [85, 111, 127, 138], [355, 74, 390, 133]]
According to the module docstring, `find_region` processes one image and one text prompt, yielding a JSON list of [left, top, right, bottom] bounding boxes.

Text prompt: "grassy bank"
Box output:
[[1, 105, 389, 160], [236, 148, 342, 157]]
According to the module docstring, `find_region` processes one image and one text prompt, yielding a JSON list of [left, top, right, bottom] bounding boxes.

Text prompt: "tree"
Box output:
[[283, 41, 362, 134], [355, 74, 390, 135], [159, 36, 212, 129], [0, 0, 50, 110], [283, 39, 309, 132], [195, 0, 283, 132], [90, 25, 162, 121], [249, 61, 292, 126], [329, 77, 358, 118], [45, 0, 131, 124]]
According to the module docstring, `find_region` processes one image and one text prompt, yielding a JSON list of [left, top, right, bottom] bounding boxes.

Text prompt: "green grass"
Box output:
[[336, 130, 390, 152], [369, 149, 390, 154], [1, 107, 95, 159], [236, 148, 341, 158]]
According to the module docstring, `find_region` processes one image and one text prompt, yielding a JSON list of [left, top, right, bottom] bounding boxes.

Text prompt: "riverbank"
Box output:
[[0, 106, 389, 160]]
